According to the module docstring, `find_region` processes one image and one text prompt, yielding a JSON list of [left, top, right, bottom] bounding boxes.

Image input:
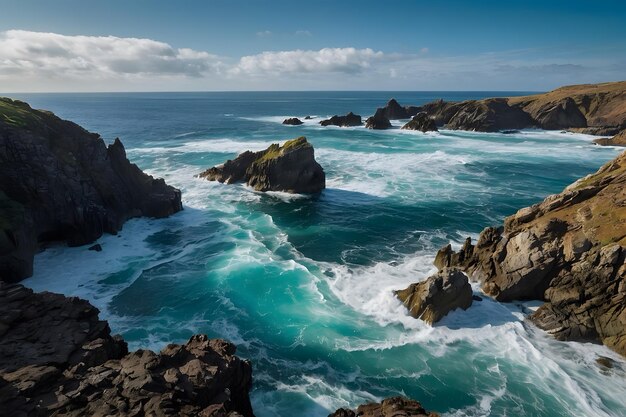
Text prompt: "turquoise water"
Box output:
[[17, 92, 626, 417]]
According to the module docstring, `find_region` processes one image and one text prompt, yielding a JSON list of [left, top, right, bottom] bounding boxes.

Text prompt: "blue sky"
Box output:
[[0, 0, 624, 91]]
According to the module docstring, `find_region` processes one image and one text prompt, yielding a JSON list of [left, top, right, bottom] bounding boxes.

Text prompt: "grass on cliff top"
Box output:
[[0, 97, 42, 128], [257, 136, 308, 162]]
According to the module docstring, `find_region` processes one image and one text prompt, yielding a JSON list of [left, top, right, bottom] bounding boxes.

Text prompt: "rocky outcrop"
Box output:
[[435, 151, 626, 355], [320, 112, 362, 127], [329, 397, 439, 417], [379, 99, 421, 120], [401, 112, 438, 132], [395, 268, 473, 324], [0, 282, 254, 417], [198, 136, 325, 193], [0, 98, 183, 282], [365, 108, 392, 130], [594, 130, 626, 146], [282, 117, 303, 125]]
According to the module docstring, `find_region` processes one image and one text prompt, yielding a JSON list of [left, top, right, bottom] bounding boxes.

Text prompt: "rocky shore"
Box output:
[[0, 98, 183, 283], [198, 136, 325, 193]]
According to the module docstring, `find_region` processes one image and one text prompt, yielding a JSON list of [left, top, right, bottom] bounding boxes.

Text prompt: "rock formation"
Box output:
[[379, 99, 421, 120], [401, 112, 439, 132], [320, 112, 362, 127], [329, 396, 439, 417], [0, 98, 183, 283], [594, 130, 626, 146], [282, 117, 303, 125], [387, 81, 626, 134], [395, 268, 473, 324], [435, 150, 626, 355], [0, 282, 254, 417], [365, 108, 392, 129], [198, 136, 325, 193]]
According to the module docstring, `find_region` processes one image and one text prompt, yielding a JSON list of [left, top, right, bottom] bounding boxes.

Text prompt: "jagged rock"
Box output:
[[437, 150, 626, 355], [304, 116, 313, 120], [0, 98, 183, 282], [0, 282, 254, 417], [594, 130, 626, 146], [88, 244, 102, 252], [198, 137, 325, 193], [329, 396, 439, 417], [320, 112, 362, 127], [380, 99, 421, 120], [395, 268, 473, 324], [401, 112, 438, 132], [529, 97, 587, 130], [365, 108, 392, 129], [282, 117, 303, 125]]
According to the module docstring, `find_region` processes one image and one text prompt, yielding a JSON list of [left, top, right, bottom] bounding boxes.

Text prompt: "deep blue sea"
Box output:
[[13, 91, 626, 416]]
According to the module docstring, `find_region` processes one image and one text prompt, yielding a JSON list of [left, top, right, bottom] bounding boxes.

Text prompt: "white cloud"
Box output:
[[0, 30, 222, 80], [233, 47, 386, 75]]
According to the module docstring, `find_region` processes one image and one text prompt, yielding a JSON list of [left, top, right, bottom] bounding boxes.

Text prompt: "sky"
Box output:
[[0, 0, 624, 92]]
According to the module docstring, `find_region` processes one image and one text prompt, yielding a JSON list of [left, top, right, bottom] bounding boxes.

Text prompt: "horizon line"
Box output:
[[1, 89, 543, 95]]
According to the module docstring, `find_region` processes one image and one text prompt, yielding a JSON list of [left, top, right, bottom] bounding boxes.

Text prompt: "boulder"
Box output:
[[198, 136, 325, 193], [594, 130, 626, 146], [282, 117, 303, 125], [395, 268, 473, 324], [365, 108, 392, 129], [320, 112, 362, 127], [329, 396, 439, 417], [0, 282, 255, 417], [401, 112, 438, 132], [0, 98, 183, 282], [437, 150, 626, 355]]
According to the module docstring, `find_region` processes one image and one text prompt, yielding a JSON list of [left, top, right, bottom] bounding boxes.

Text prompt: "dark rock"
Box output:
[[596, 356, 616, 369], [437, 150, 626, 356], [401, 112, 438, 132], [501, 129, 520, 134], [443, 98, 536, 132], [594, 130, 626, 147], [472, 295, 483, 302], [0, 98, 182, 282], [282, 117, 303, 126], [198, 136, 325, 193], [365, 108, 392, 130], [380, 99, 421, 120], [531, 97, 587, 130], [320, 112, 362, 127], [88, 244, 102, 252], [304, 116, 314, 120], [0, 282, 254, 417], [395, 268, 473, 324], [329, 396, 439, 417]]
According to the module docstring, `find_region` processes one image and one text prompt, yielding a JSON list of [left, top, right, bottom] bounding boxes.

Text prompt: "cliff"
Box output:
[[0, 282, 254, 416], [198, 136, 325, 193], [0, 98, 183, 282], [435, 150, 626, 355]]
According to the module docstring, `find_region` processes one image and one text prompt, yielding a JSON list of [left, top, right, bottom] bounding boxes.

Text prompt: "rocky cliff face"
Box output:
[[0, 282, 254, 417], [0, 98, 183, 282], [198, 136, 325, 194], [594, 130, 626, 147], [329, 397, 439, 417], [365, 108, 392, 129], [436, 151, 626, 355], [401, 112, 439, 132], [407, 81, 626, 134], [379, 99, 421, 120]]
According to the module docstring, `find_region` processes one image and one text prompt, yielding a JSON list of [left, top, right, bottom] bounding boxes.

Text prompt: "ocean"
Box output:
[[15, 91, 626, 416]]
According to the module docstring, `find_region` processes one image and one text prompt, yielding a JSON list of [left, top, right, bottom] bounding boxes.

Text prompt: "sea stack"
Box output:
[[401, 112, 438, 132], [198, 136, 325, 193], [365, 108, 392, 129], [320, 112, 362, 127]]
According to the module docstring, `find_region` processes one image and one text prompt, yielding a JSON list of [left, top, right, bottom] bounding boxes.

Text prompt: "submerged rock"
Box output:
[[593, 130, 626, 146], [365, 108, 392, 129], [437, 150, 626, 355], [198, 136, 325, 193], [0, 98, 182, 282], [320, 112, 362, 127], [0, 282, 254, 417], [329, 396, 439, 417], [283, 117, 303, 125], [395, 268, 473, 324], [401, 112, 438, 132]]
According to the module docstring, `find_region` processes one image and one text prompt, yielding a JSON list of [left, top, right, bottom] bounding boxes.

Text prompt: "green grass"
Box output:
[[257, 137, 308, 163], [0, 97, 42, 128]]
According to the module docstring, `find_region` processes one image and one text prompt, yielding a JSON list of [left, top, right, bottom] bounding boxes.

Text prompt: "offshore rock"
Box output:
[[329, 396, 439, 417], [198, 136, 325, 193], [437, 150, 626, 355], [320, 112, 362, 127], [282, 117, 303, 125], [380, 99, 421, 120], [395, 268, 473, 324], [0, 282, 254, 417], [401, 112, 438, 132], [365, 108, 392, 129], [0, 98, 182, 282]]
